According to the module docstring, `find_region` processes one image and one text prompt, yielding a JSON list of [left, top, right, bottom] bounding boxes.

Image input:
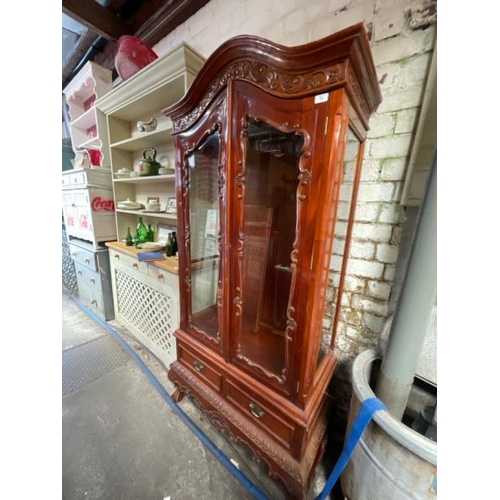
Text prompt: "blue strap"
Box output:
[[315, 397, 387, 500]]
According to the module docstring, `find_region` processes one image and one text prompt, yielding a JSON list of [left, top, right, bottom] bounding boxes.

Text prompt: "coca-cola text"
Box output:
[[92, 197, 115, 211]]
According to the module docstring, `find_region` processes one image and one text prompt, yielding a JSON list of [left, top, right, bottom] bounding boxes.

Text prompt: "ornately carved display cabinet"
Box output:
[[164, 24, 381, 499]]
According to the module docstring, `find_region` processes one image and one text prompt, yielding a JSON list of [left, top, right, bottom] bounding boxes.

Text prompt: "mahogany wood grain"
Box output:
[[163, 24, 381, 499]]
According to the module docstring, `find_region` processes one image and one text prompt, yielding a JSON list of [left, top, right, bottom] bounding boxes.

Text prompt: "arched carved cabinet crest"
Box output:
[[164, 23, 381, 499]]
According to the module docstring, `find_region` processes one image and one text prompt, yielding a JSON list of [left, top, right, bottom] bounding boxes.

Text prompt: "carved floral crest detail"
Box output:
[[173, 60, 343, 133]]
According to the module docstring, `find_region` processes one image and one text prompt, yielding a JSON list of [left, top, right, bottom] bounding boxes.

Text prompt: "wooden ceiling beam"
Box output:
[[134, 0, 211, 47], [62, 0, 133, 41]]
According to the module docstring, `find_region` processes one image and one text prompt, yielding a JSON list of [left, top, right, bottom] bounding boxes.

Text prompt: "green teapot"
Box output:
[[137, 147, 161, 176]]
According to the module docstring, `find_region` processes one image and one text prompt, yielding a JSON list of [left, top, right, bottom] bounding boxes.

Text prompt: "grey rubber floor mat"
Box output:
[[62, 334, 130, 396]]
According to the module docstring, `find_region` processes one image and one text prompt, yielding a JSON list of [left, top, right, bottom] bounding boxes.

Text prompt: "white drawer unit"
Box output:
[[70, 240, 114, 321]]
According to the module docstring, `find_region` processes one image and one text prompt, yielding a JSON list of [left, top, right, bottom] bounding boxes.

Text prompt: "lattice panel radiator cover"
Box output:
[[115, 269, 178, 367]]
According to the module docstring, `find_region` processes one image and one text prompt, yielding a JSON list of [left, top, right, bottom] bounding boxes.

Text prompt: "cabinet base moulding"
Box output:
[[168, 360, 329, 499]]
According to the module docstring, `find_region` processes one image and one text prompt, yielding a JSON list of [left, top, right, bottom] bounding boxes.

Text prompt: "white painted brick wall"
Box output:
[[369, 133, 413, 158], [376, 243, 399, 263], [379, 203, 403, 224], [350, 240, 376, 260], [352, 222, 393, 242], [355, 202, 379, 222], [152, 0, 436, 407], [367, 280, 392, 300], [380, 157, 407, 181], [347, 258, 385, 279], [357, 181, 396, 202]]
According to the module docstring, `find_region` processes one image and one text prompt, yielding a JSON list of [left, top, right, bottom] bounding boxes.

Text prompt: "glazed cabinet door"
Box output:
[[176, 95, 228, 353], [228, 80, 329, 397]]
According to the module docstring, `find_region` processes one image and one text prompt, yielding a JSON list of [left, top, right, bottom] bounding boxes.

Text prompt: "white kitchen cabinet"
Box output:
[[95, 42, 205, 242], [62, 168, 116, 248]]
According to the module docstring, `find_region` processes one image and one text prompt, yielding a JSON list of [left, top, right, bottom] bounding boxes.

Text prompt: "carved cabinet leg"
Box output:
[[171, 388, 185, 403]]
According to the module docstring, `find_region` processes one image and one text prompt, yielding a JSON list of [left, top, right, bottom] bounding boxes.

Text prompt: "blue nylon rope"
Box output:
[[315, 397, 387, 500]]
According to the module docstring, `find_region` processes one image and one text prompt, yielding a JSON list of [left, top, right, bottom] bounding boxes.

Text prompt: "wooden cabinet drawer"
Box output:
[[70, 242, 98, 271], [178, 345, 222, 393], [74, 262, 114, 321], [226, 381, 294, 449], [62, 174, 72, 188], [75, 261, 103, 290], [109, 249, 149, 275]]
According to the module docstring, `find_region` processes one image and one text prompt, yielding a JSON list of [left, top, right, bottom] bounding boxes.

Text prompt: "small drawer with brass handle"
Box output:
[[178, 345, 222, 392], [226, 381, 294, 449], [249, 402, 265, 419]]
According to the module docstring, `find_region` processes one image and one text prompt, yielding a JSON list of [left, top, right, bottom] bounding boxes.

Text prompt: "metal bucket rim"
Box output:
[[351, 348, 437, 465]]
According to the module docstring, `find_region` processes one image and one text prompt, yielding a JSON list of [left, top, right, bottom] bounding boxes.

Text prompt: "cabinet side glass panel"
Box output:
[[238, 118, 304, 378], [188, 132, 221, 339], [318, 127, 361, 365]]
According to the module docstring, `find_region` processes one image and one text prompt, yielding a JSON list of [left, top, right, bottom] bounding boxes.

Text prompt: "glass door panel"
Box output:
[[187, 132, 221, 339], [238, 118, 304, 377], [318, 126, 361, 365]]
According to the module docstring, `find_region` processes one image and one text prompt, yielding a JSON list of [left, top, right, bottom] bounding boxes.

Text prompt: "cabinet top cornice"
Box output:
[[163, 23, 382, 133], [95, 42, 205, 121]]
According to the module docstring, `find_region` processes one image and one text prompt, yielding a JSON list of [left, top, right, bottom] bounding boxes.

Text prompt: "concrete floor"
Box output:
[[62, 289, 345, 500]]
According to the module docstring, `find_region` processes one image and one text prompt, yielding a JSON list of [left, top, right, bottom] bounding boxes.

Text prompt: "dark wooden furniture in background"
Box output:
[[163, 23, 381, 499]]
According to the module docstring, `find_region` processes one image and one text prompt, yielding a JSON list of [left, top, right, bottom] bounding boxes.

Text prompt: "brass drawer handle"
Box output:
[[132, 263, 138, 268], [91, 299, 97, 305], [77, 270, 82, 275], [90, 277, 95, 284], [157, 273, 164, 280], [249, 402, 264, 419], [84, 257, 90, 264], [193, 360, 204, 372], [114, 253, 120, 259]]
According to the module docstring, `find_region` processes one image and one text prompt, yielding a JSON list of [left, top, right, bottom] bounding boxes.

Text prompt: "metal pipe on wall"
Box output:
[[375, 153, 437, 421]]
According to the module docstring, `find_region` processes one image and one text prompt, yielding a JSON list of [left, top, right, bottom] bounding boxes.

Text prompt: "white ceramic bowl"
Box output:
[[116, 168, 131, 179], [145, 202, 161, 211]]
